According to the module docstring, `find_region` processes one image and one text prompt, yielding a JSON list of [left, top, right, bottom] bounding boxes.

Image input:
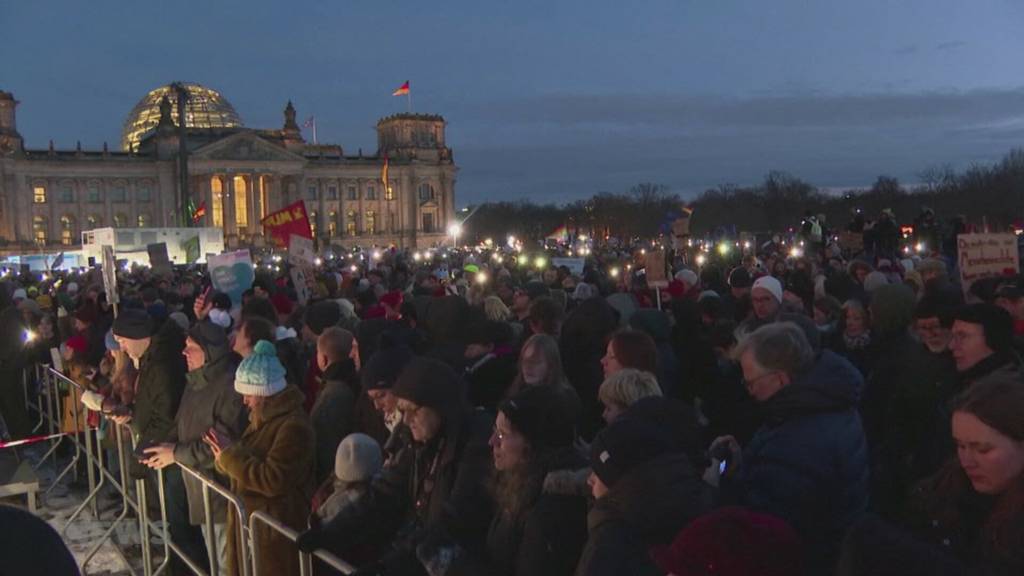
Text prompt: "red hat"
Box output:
[[270, 292, 294, 316], [650, 507, 802, 576], [380, 291, 404, 309], [667, 279, 687, 299], [65, 335, 89, 355]]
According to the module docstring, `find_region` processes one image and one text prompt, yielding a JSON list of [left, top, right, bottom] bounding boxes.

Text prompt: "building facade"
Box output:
[[0, 83, 456, 252]]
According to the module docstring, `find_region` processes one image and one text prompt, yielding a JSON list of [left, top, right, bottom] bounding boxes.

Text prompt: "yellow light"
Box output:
[[314, 257, 323, 266], [915, 242, 925, 253], [610, 267, 620, 278], [626, 264, 632, 270], [491, 252, 501, 262], [743, 241, 751, 249], [534, 256, 547, 269], [475, 272, 488, 284], [518, 255, 529, 266], [484, 238, 493, 247], [413, 252, 422, 261], [717, 243, 730, 256], [641, 249, 646, 255], [696, 254, 707, 266], [373, 250, 382, 260], [789, 247, 803, 258], [24, 329, 36, 343], [350, 265, 358, 273]]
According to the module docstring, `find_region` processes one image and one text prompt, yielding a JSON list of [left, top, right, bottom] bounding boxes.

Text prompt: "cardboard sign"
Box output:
[[551, 257, 585, 276], [101, 245, 119, 304], [261, 201, 313, 248], [208, 250, 255, 308], [646, 249, 669, 288], [147, 242, 172, 275], [181, 235, 201, 264], [290, 265, 313, 306], [288, 234, 316, 266], [958, 233, 1020, 295]]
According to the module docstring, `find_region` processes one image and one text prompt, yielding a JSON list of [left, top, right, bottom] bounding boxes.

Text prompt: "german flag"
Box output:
[[392, 81, 410, 96], [192, 200, 207, 223]]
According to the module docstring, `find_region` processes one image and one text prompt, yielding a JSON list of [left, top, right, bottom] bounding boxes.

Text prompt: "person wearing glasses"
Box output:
[[705, 322, 868, 576]]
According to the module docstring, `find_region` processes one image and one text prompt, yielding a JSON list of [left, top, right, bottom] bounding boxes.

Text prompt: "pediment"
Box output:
[[192, 132, 306, 163]]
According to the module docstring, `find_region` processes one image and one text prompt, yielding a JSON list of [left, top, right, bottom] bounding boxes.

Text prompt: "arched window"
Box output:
[[310, 211, 318, 238], [60, 215, 75, 246], [87, 214, 101, 229], [33, 215, 48, 245], [137, 213, 149, 227], [418, 183, 435, 201], [33, 184, 47, 204], [328, 210, 338, 237], [211, 177, 224, 227]]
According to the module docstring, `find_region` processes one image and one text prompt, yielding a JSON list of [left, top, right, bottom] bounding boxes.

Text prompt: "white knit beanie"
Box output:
[[752, 275, 783, 303], [234, 340, 287, 397]]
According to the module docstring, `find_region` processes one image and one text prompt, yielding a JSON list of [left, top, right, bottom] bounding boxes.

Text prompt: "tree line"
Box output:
[[463, 148, 1024, 243]]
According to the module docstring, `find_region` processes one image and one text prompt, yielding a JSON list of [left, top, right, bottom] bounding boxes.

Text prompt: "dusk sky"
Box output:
[[4, 0, 1024, 206]]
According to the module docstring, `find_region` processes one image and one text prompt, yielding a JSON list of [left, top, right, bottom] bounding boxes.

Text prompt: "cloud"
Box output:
[[450, 88, 1024, 204]]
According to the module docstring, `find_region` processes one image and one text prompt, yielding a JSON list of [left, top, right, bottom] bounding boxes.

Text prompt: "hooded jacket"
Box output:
[[129, 319, 187, 479], [170, 321, 246, 525], [575, 452, 714, 576], [724, 349, 869, 576]]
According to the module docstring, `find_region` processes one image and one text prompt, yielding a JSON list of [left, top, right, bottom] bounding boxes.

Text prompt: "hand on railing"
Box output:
[[141, 443, 176, 469]]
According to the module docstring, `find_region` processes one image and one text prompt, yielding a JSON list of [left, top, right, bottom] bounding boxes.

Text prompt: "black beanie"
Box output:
[[728, 267, 752, 289], [305, 300, 342, 335], [463, 319, 513, 346], [392, 357, 467, 422], [590, 415, 670, 489], [954, 303, 1014, 355], [499, 385, 578, 453], [362, 345, 415, 391], [112, 308, 154, 339]]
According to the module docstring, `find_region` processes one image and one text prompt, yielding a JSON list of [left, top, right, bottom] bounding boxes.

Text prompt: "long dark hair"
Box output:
[[919, 376, 1024, 559]]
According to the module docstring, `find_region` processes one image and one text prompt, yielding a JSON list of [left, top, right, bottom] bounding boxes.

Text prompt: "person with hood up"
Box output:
[[142, 320, 247, 575], [311, 326, 361, 484], [428, 384, 589, 576], [206, 340, 315, 576], [707, 321, 868, 576], [575, 410, 713, 576], [320, 357, 493, 576]]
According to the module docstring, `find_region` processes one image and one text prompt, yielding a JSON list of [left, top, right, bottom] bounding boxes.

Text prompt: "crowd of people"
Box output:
[[1, 213, 1023, 576]]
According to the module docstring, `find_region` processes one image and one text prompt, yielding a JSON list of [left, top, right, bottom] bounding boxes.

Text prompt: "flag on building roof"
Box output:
[[302, 116, 315, 129], [392, 81, 410, 96]]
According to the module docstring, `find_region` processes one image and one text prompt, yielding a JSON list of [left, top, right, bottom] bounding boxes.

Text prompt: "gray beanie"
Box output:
[[334, 433, 383, 483]]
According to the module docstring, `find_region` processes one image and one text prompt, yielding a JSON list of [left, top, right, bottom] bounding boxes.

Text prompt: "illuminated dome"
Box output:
[[121, 82, 243, 151]]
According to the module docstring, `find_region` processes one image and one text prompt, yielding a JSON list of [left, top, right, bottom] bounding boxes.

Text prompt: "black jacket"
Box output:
[[448, 449, 589, 576], [575, 452, 713, 576], [464, 350, 518, 413], [310, 359, 360, 484], [129, 320, 187, 479]]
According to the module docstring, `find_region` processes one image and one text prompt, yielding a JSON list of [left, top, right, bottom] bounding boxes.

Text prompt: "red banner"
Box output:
[[261, 201, 313, 248]]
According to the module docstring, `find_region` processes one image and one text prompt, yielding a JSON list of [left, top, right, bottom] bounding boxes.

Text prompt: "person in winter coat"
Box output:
[[629, 309, 682, 398], [506, 334, 572, 399], [948, 303, 1022, 392], [142, 320, 246, 575], [560, 297, 620, 440], [360, 342, 415, 456], [206, 340, 315, 576], [598, 368, 662, 424], [313, 357, 494, 576], [734, 275, 783, 340], [600, 329, 657, 379], [311, 327, 361, 484], [908, 376, 1024, 574], [575, 413, 714, 576], [709, 321, 869, 576], [420, 384, 589, 576], [462, 319, 518, 412]]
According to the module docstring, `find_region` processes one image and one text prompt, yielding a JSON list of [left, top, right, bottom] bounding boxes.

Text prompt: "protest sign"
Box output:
[[288, 234, 316, 266], [147, 242, 172, 275], [101, 245, 119, 304], [208, 250, 255, 307], [958, 233, 1020, 295], [646, 249, 669, 288], [261, 201, 312, 248]]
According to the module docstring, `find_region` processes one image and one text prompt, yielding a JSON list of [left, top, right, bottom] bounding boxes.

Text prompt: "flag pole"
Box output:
[[407, 91, 412, 113], [312, 118, 318, 144]]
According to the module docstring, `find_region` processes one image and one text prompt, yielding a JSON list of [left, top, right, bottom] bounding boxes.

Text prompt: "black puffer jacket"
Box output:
[[448, 449, 589, 576], [575, 452, 713, 576], [310, 358, 360, 484], [129, 319, 187, 479]]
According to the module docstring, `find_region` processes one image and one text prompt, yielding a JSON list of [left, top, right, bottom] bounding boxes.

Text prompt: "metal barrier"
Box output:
[[249, 511, 355, 576], [21, 364, 356, 576]]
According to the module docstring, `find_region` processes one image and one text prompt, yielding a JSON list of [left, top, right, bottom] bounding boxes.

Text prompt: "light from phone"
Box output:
[[23, 329, 36, 343]]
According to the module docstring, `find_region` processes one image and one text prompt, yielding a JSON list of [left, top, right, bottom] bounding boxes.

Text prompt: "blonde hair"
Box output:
[[484, 296, 512, 322], [598, 368, 662, 409]]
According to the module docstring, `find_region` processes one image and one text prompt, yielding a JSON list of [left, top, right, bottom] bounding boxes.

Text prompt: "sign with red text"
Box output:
[[261, 201, 312, 248]]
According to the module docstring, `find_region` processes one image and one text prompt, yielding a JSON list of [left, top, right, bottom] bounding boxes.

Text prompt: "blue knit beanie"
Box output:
[[234, 340, 287, 397]]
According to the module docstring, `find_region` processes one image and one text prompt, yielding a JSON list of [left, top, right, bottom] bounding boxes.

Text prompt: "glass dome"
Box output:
[[121, 82, 243, 151]]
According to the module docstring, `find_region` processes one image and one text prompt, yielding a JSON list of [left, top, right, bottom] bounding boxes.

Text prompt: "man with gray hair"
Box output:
[[706, 322, 868, 576]]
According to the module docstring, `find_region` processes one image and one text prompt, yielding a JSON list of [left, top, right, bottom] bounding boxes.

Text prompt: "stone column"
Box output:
[[224, 175, 237, 238]]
